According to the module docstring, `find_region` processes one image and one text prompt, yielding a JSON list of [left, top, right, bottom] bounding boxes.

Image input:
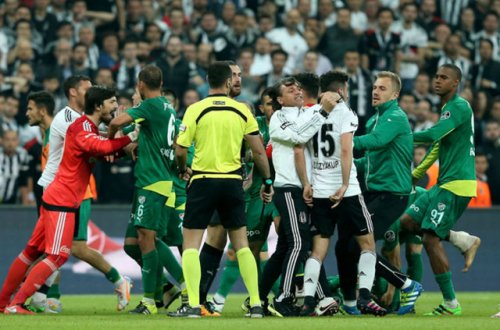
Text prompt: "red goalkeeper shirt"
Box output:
[[43, 116, 131, 208]]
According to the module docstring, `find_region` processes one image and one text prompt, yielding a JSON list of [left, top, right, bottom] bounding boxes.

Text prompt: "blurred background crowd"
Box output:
[[0, 0, 499, 206]]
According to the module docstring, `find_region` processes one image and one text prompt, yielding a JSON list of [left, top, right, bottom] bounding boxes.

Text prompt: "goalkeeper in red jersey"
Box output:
[[0, 86, 136, 314]]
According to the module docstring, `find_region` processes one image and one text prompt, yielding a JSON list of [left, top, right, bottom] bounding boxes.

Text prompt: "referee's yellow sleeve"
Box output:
[[244, 110, 259, 135], [177, 106, 196, 148]]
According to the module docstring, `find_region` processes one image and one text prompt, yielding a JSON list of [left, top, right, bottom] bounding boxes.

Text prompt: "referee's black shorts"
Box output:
[[184, 178, 245, 230]]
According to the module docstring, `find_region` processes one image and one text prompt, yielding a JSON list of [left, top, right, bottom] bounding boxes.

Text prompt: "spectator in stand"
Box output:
[[1, 94, 20, 135], [391, 2, 428, 92], [413, 72, 440, 110], [77, 24, 99, 71], [303, 29, 333, 75], [145, 23, 164, 58], [178, 88, 201, 119], [163, 8, 191, 43], [474, 11, 500, 63], [456, 7, 477, 57], [317, 0, 337, 28], [320, 7, 359, 68], [301, 50, 320, 75], [483, 120, 500, 204], [71, 42, 95, 78], [94, 68, 116, 89], [124, 0, 146, 38], [343, 49, 373, 136], [226, 11, 258, 51], [417, 0, 444, 38], [6, 38, 36, 76], [41, 73, 66, 111], [48, 0, 71, 23], [259, 49, 288, 89], [194, 11, 234, 60], [220, 1, 237, 30], [425, 33, 470, 86], [97, 33, 120, 69], [469, 151, 492, 208], [257, 13, 276, 35], [116, 40, 141, 94], [425, 23, 451, 63], [472, 90, 490, 146], [360, 7, 401, 74], [469, 39, 500, 98], [237, 49, 260, 104], [267, 9, 308, 74], [11, 62, 43, 131], [413, 99, 434, 133], [0, 130, 30, 204], [154, 35, 190, 102], [250, 36, 273, 76], [347, 0, 368, 35], [435, 0, 471, 29], [32, 0, 59, 44]]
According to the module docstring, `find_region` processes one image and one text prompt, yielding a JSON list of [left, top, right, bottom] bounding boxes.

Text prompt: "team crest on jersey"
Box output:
[[299, 211, 308, 224], [441, 111, 451, 120], [138, 196, 146, 204], [384, 230, 396, 242], [438, 202, 446, 211]]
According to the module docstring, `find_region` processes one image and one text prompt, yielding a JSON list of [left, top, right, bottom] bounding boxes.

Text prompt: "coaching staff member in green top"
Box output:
[[172, 61, 274, 318]]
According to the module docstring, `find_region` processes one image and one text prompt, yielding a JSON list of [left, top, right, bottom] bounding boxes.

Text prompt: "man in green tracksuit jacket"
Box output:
[[335, 71, 421, 316]]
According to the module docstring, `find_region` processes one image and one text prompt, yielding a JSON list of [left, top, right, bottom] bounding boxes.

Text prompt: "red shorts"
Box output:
[[27, 205, 76, 258]]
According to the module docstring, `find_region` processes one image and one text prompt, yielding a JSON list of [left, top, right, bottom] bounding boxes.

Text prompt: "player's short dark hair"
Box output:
[[440, 63, 462, 82], [293, 72, 319, 98], [270, 48, 288, 60], [84, 86, 116, 115], [319, 70, 349, 93], [377, 7, 394, 19], [207, 61, 232, 88], [260, 87, 273, 103], [27, 91, 55, 117], [138, 65, 163, 90], [269, 77, 298, 111], [63, 75, 91, 98]]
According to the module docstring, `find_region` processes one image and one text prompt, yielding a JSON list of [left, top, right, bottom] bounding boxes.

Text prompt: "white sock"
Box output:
[[449, 230, 477, 253], [444, 299, 459, 309], [45, 270, 59, 286], [213, 293, 226, 305], [401, 278, 412, 290], [358, 250, 376, 291], [303, 257, 321, 298], [344, 300, 356, 307], [113, 276, 124, 288]]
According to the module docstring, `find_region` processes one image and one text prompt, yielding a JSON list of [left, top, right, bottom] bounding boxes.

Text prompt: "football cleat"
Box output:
[[201, 301, 221, 317], [4, 304, 35, 315], [115, 276, 132, 311], [357, 298, 387, 316], [168, 304, 201, 318], [128, 301, 157, 315], [399, 280, 423, 315], [46, 298, 62, 314], [424, 303, 462, 316], [315, 297, 339, 316]]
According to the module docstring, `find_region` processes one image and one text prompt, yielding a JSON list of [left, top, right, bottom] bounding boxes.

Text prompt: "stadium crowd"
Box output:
[[0, 0, 499, 206]]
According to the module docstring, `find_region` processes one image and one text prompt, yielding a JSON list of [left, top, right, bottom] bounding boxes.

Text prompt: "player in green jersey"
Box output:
[[400, 64, 481, 316], [109, 66, 181, 315]]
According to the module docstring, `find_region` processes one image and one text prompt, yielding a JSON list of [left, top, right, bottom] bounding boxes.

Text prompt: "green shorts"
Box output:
[[245, 197, 279, 243], [162, 194, 185, 247], [382, 219, 422, 251], [125, 188, 170, 238], [404, 185, 471, 239], [74, 198, 91, 241]]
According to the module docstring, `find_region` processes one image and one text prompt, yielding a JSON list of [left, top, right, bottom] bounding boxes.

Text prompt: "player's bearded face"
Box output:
[[229, 65, 242, 97], [101, 97, 118, 125]]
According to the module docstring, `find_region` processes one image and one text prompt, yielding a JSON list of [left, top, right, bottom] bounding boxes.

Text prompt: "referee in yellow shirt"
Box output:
[[170, 61, 274, 318]]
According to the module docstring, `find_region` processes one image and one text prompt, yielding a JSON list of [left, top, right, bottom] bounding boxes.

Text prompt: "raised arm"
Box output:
[[75, 131, 133, 156]]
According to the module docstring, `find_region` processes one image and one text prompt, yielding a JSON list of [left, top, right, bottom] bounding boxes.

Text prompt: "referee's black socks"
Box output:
[[199, 243, 224, 304]]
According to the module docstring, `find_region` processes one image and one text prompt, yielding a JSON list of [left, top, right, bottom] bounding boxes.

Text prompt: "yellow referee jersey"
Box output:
[[177, 94, 259, 181]]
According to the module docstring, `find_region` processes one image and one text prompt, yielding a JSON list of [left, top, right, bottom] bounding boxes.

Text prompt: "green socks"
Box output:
[[236, 247, 260, 306], [156, 239, 184, 284], [105, 267, 121, 284], [142, 250, 159, 299], [182, 249, 201, 307], [217, 259, 240, 298], [47, 284, 61, 299], [407, 253, 423, 282], [435, 271, 456, 301]]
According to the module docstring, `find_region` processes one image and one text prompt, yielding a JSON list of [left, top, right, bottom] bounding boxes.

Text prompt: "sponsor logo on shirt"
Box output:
[[313, 160, 339, 170]]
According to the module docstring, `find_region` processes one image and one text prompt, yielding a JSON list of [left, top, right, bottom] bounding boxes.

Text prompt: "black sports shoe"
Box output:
[[167, 304, 201, 318], [272, 297, 299, 317], [245, 305, 264, 318], [128, 301, 157, 314], [299, 303, 316, 317], [357, 298, 387, 317]]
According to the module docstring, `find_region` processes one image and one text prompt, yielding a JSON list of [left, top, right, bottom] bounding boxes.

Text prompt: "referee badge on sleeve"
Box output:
[[179, 124, 186, 132]]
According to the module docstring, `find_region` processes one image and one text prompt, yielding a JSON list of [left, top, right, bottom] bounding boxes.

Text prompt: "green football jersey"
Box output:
[[127, 96, 177, 197], [413, 94, 476, 197], [246, 116, 270, 199]]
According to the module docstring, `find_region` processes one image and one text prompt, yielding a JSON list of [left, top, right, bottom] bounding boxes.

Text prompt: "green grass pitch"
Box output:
[[2, 293, 500, 329]]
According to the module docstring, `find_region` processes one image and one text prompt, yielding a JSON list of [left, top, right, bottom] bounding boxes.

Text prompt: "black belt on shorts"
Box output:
[[192, 168, 243, 177], [41, 200, 79, 213]]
